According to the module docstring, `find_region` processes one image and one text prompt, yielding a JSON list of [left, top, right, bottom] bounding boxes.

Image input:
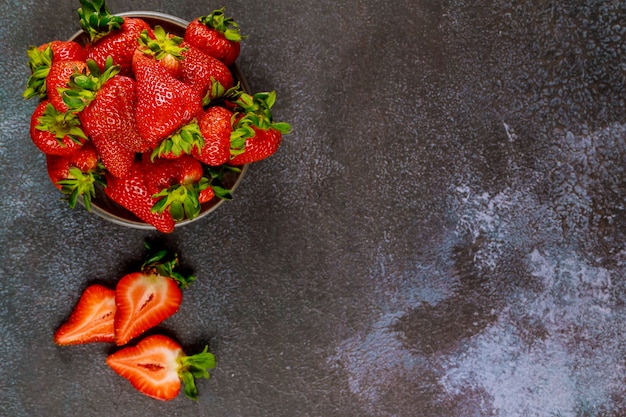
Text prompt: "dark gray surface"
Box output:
[[2, 0, 626, 416]]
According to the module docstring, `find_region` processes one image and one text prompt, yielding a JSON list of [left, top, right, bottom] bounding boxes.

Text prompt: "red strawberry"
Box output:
[[133, 50, 203, 148], [83, 75, 147, 152], [104, 161, 175, 233], [30, 100, 87, 156], [91, 134, 136, 178], [228, 126, 284, 165], [113, 247, 195, 345], [79, 0, 151, 75], [180, 43, 234, 101], [53, 284, 116, 346], [41, 40, 87, 62], [199, 187, 215, 204], [228, 91, 291, 165], [106, 334, 215, 401], [23, 41, 86, 99], [193, 105, 233, 166], [150, 122, 205, 160], [184, 8, 242, 66], [137, 25, 187, 78], [63, 59, 148, 153], [46, 60, 88, 113], [45, 141, 103, 210], [142, 154, 209, 221]]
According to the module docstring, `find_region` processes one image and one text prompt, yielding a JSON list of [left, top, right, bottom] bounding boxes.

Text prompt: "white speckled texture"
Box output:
[[2, 0, 625, 416]]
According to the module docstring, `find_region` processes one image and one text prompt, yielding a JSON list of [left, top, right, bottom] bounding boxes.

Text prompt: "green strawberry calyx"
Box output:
[[23, 45, 53, 99], [77, 0, 124, 43], [230, 91, 292, 155], [141, 242, 196, 289], [177, 346, 216, 400], [203, 165, 240, 200], [198, 8, 244, 42], [61, 57, 120, 113], [151, 122, 205, 161], [151, 177, 210, 223], [56, 165, 105, 212], [36, 103, 88, 145], [137, 26, 187, 62]]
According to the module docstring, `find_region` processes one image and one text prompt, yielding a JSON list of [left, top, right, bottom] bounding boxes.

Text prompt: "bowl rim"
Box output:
[[69, 11, 250, 230]]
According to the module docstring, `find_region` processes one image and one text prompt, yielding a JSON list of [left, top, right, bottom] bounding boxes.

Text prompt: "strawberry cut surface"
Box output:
[[114, 271, 183, 346], [106, 334, 184, 401], [106, 334, 216, 401], [54, 284, 116, 345]]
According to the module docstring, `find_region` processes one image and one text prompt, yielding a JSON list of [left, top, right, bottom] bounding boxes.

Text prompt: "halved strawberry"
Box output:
[[30, 100, 87, 156], [106, 334, 215, 401], [113, 246, 195, 345], [104, 161, 176, 233], [53, 284, 116, 346], [184, 8, 243, 66]]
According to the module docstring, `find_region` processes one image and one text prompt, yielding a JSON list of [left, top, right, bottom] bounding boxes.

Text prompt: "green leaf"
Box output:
[[178, 346, 216, 400], [78, 0, 124, 43]]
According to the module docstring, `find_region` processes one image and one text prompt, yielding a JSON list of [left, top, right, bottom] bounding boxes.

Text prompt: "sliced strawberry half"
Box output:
[[106, 334, 216, 401], [114, 246, 195, 345], [53, 284, 116, 346]]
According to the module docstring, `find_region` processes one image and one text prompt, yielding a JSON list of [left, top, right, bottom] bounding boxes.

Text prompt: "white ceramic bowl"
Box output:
[[68, 11, 249, 230]]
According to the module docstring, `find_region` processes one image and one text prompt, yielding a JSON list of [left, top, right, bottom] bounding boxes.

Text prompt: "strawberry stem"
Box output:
[[150, 179, 208, 222], [178, 346, 216, 401], [151, 122, 205, 161], [56, 166, 104, 211], [62, 57, 120, 113], [35, 103, 88, 145], [233, 91, 292, 134], [198, 8, 243, 42], [137, 26, 187, 61], [78, 0, 124, 43], [141, 243, 195, 289], [23, 45, 53, 99]]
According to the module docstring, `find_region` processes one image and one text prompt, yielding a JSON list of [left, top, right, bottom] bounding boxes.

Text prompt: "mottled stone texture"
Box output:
[[2, 1, 625, 416]]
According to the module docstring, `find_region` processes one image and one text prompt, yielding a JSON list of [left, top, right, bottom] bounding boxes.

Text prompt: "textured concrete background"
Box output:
[[1, 0, 626, 416]]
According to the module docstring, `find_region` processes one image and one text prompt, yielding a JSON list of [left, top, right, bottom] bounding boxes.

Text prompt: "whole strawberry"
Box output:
[[63, 59, 148, 153], [142, 154, 209, 221], [30, 100, 87, 156], [23, 41, 86, 99], [133, 50, 203, 149], [184, 8, 243, 67], [105, 161, 175, 233], [46, 60, 88, 113], [78, 0, 151, 75], [136, 25, 187, 78], [193, 105, 234, 166], [45, 141, 104, 211], [180, 42, 234, 101], [228, 91, 291, 165]]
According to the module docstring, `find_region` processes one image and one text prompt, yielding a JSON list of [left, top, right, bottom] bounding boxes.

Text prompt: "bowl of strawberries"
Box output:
[[24, 1, 290, 233]]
